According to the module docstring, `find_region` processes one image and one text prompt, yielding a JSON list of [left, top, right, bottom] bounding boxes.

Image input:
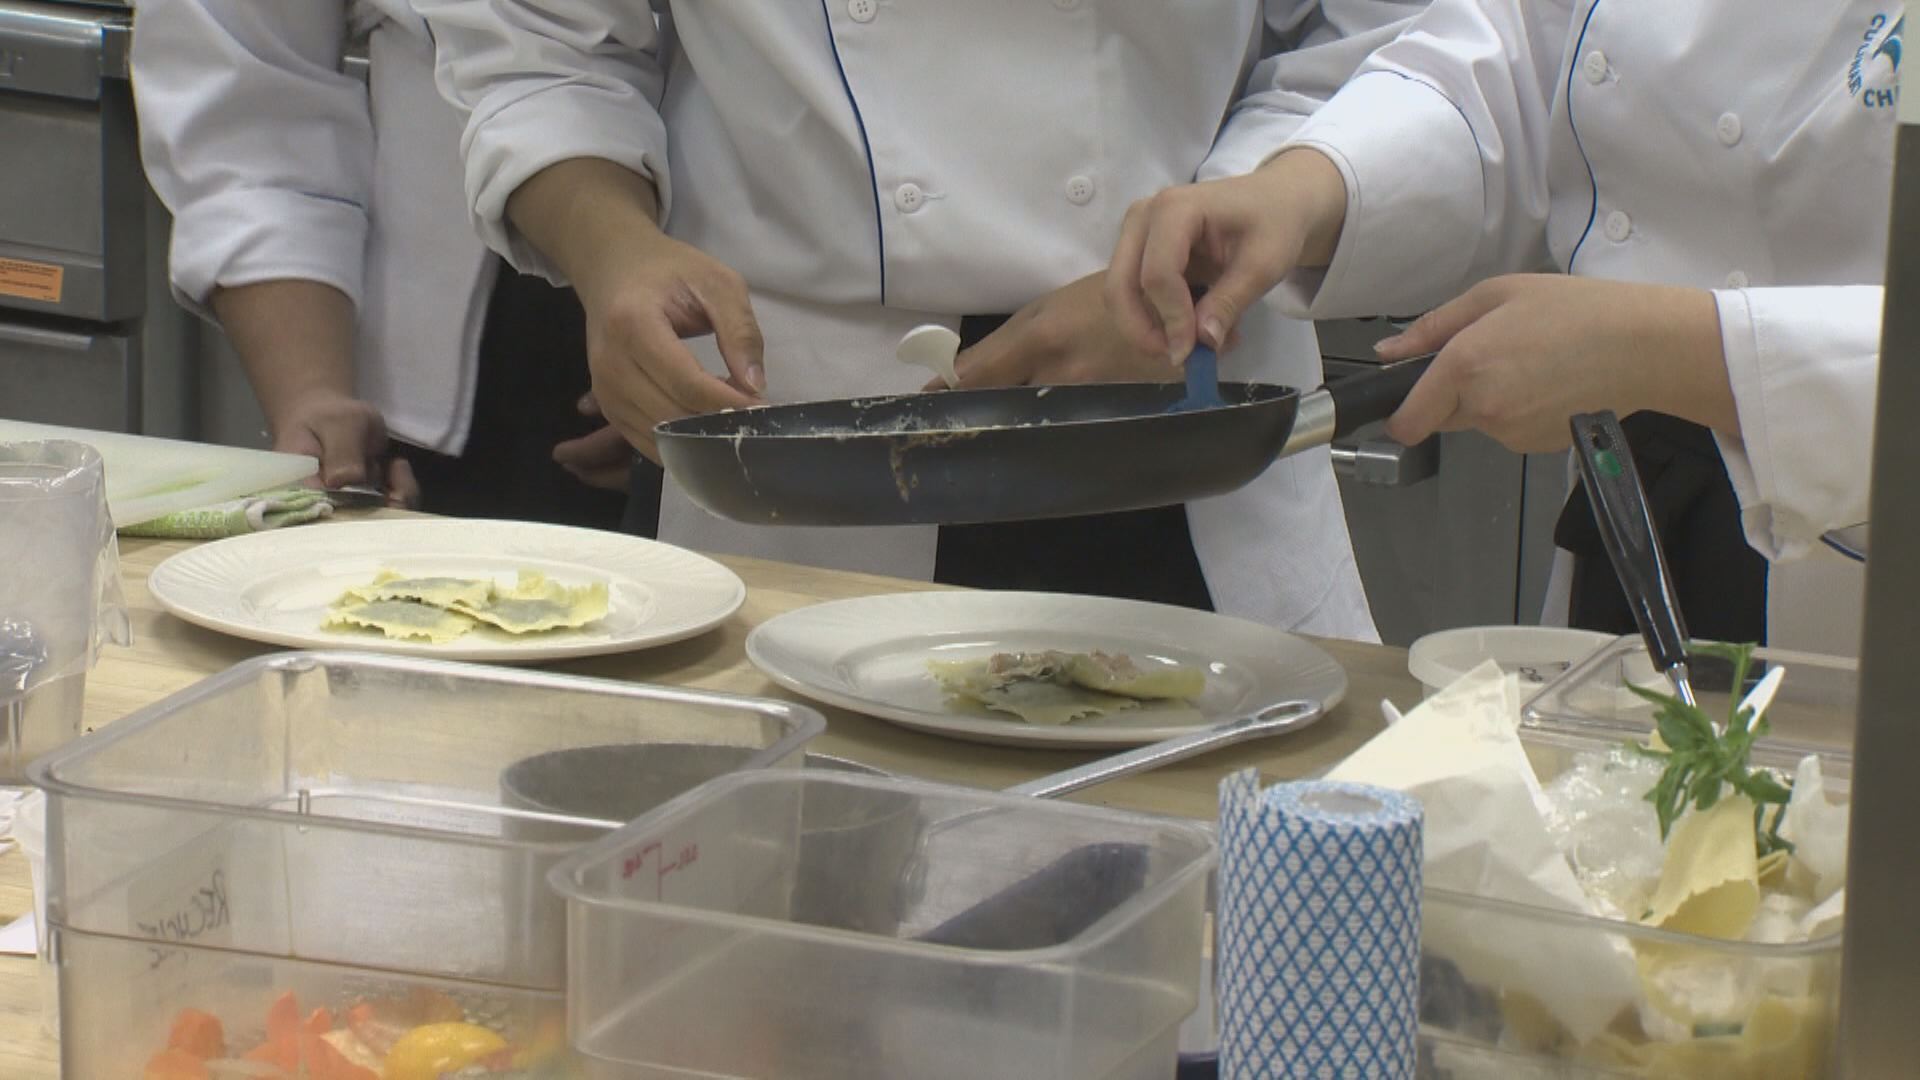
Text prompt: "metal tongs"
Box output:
[[1569, 411, 1697, 709]]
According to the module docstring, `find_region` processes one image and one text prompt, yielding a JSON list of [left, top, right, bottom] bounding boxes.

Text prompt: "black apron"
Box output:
[[400, 259, 661, 533], [1555, 412, 1768, 644], [929, 314, 1215, 610]]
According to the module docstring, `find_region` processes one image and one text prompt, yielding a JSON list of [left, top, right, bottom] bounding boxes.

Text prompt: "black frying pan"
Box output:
[[654, 354, 1434, 527]]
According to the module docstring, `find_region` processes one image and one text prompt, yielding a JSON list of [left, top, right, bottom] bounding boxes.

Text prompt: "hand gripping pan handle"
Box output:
[[1279, 353, 1436, 456]]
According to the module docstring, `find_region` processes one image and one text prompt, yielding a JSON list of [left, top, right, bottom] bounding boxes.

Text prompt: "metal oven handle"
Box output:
[[0, 2, 131, 101]]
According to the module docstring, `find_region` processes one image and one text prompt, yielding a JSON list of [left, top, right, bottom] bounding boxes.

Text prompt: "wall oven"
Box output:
[[0, 0, 196, 436]]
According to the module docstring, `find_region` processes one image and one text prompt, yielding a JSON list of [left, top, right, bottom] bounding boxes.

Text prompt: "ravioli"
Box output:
[[447, 570, 609, 633], [345, 568, 495, 609], [324, 567, 609, 641], [323, 598, 479, 644], [929, 649, 1205, 725]]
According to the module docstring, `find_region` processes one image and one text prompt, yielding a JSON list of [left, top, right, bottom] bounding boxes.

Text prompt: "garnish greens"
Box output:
[[1632, 642, 1795, 858]]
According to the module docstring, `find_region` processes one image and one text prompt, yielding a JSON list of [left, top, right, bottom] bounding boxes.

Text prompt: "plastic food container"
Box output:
[[1407, 625, 1631, 699], [29, 651, 824, 1078], [1412, 641, 1853, 1079], [1523, 635, 1858, 756], [550, 769, 1217, 1080]]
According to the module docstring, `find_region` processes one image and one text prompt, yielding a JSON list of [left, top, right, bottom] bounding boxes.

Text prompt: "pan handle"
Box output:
[[1326, 353, 1436, 441]]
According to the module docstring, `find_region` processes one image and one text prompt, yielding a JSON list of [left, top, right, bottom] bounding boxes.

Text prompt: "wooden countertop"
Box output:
[[0, 511, 1423, 1075]]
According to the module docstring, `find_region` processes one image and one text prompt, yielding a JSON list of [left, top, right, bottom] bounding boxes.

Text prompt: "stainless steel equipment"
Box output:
[[1319, 317, 1570, 645], [0, 0, 196, 436], [1835, 65, 1920, 1076]]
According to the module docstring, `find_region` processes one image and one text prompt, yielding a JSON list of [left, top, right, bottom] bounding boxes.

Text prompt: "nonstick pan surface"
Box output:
[[654, 356, 1430, 527]]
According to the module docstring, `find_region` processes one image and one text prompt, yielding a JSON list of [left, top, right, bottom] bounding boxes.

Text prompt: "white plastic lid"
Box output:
[[1407, 626, 1617, 695]]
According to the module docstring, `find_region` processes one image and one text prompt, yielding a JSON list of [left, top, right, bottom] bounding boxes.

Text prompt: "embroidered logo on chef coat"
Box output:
[[1851, 11, 1904, 109]]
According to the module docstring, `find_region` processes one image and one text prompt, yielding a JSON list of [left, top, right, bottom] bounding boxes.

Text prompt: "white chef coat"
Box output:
[[1270, 0, 1890, 650], [418, 0, 1427, 641], [131, 0, 494, 455]]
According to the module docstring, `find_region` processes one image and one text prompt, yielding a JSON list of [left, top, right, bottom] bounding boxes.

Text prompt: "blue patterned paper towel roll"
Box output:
[[1218, 770, 1423, 1080]]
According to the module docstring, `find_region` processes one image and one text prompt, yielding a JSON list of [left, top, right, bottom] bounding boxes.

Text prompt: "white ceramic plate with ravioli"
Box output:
[[746, 591, 1347, 748], [149, 519, 746, 661]]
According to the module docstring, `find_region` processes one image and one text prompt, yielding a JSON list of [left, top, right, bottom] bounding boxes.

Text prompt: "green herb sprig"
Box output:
[[1631, 642, 1795, 858]]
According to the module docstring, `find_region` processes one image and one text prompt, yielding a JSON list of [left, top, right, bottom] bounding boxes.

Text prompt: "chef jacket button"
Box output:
[[894, 182, 925, 213], [1716, 112, 1743, 146], [847, 0, 878, 23], [1583, 51, 1608, 84], [1065, 175, 1096, 206], [1726, 270, 1750, 288], [1603, 210, 1632, 242]]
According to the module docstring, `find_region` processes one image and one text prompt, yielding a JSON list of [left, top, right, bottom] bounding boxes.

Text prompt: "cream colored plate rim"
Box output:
[[148, 519, 745, 661], [747, 590, 1347, 748]]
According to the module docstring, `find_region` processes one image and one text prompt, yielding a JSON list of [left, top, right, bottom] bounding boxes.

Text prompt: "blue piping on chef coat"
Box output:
[[1564, 0, 1606, 272], [818, 0, 887, 304]]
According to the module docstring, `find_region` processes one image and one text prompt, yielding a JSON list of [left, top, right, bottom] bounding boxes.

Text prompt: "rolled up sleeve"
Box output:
[[415, 0, 670, 281], [1274, 72, 1486, 318], [1713, 286, 1880, 562], [1201, 0, 1427, 181], [131, 0, 373, 315], [1253, 0, 1569, 318]]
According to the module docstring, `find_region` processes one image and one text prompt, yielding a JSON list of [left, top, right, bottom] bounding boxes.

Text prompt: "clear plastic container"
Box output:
[[1523, 635, 1858, 758], [550, 770, 1217, 1080], [1414, 666, 1849, 1079], [29, 650, 824, 1078]]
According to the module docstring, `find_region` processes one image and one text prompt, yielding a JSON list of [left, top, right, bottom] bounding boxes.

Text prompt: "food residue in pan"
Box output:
[[928, 649, 1205, 725]]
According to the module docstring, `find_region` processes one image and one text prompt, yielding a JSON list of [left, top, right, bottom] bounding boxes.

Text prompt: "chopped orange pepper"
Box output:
[[166, 1008, 227, 1060], [264, 989, 302, 1044], [143, 1047, 210, 1080], [306, 1006, 334, 1035], [241, 1033, 300, 1072], [344, 1001, 407, 1058]]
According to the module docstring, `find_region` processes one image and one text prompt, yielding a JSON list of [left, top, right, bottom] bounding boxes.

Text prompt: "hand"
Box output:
[[1375, 275, 1733, 453], [552, 392, 637, 491], [509, 159, 764, 462], [270, 391, 419, 508], [573, 232, 766, 461], [1106, 148, 1349, 366], [923, 272, 1178, 391]]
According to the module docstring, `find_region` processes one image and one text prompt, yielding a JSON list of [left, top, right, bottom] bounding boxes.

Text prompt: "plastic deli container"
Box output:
[[549, 770, 1217, 1080], [29, 651, 824, 1078], [1412, 641, 1853, 1079], [1407, 625, 1628, 699], [1523, 636, 1858, 757]]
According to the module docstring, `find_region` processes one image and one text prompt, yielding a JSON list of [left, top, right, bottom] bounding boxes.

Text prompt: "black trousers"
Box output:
[[1555, 412, 1768, 644], [930, 315, 1214, 609], [403, 260, 664, 534]]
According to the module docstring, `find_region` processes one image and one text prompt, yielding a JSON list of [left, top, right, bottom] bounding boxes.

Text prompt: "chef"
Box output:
[[1108, 0, 1885, 650], [414, 1, 1428, 641], [131, 0, 653, 529]]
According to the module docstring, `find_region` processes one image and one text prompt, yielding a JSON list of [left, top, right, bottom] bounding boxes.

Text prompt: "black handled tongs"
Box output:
[[1569, 411, 1697, 708]]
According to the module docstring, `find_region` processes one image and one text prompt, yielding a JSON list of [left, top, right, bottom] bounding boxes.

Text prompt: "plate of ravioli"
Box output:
[[148, 518, 746, 661], [746, 591, 1347, 747]]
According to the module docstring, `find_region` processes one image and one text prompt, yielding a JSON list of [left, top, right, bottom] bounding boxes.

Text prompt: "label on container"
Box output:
[[0, 257, 62, 304], [127, 830, 235, 974]]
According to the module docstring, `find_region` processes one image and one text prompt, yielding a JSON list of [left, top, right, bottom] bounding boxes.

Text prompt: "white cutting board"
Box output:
[[0, 420, 318, 527]]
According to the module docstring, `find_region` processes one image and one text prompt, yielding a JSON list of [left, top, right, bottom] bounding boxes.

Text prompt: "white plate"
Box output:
[[148, 519, 746, 662], [746, 591, 1347, 748]]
